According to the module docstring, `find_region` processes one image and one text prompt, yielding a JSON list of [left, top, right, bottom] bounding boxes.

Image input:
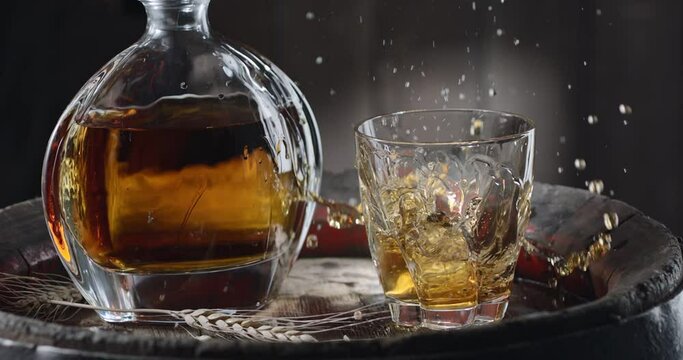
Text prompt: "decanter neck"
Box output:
[[142, 0, 211, 35]]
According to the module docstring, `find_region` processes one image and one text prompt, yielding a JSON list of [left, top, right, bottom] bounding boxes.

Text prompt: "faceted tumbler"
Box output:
[[355, 109, 534, 328]]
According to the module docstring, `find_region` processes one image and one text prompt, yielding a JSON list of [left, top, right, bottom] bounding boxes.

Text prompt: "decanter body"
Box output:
[[42, 0, 322, 322]]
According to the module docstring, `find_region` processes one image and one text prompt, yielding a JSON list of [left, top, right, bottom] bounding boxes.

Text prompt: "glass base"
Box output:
[[387, 301, 421, 327], [420, 306, 476, 329], [475, 298, 509, 324], [68, 240, 285, 323]]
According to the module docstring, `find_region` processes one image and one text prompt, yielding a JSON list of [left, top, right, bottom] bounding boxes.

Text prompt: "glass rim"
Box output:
[[354, 108, 535, 146]]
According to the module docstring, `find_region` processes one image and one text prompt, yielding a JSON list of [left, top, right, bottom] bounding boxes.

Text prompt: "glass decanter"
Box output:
[[42, 0, 322, 322]]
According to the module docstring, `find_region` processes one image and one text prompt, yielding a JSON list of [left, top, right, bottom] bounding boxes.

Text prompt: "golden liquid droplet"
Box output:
[[588, 179, 604, 194], [603, 212, 619, 230], [574, 158, 586, 171], [305, 234, 319, 249], [242, 145, 249, 160], [470, 118, 484, 136]]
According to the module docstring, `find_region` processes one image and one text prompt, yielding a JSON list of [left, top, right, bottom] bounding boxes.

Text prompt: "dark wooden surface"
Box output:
[[0, 182, 680, 359]]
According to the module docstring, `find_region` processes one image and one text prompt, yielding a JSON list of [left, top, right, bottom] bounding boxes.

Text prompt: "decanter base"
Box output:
[[69, 241, 284, 323]]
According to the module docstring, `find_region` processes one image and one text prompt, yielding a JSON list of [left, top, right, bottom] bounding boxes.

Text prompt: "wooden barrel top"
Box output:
[[0, 182, 680, 359]]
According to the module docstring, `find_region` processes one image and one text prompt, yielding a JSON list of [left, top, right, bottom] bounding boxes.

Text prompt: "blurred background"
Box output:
[[1, 0, 681, 233]]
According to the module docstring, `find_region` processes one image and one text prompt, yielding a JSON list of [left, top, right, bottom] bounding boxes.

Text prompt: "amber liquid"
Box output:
[[382, 196, 479, 310], [371, 233, 418, 302], [45, 98, 300, 273]]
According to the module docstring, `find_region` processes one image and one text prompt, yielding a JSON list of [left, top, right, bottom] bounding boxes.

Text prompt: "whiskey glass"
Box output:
[[42, 0, 322, 322], [355, 109, 534, 329]]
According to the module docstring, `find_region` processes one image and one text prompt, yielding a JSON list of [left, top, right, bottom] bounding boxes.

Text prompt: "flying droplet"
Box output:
[[596, 8, 602, 16], [392, 67, 397, 74], [574, 158, 587, 170], [557, 167, 564, 174], [242, 145, 249, 160], [567, 84, 572, 90], [623, 168, 628, 174], [305, 11, 315, 20], [305, 234, 319, 249], [587, 115, 598, 125], [623, 119, 629, 126], [583, 60, 588, 66], [488, 88, 496, 97], [596, 233, 612, 251], [588, 179, 604, 194], [441, 87, 450, 102], [603, 212, 619, 230], [315, 56, 323, 65], [559, 136, 566, 144], [329, 88, 336, 96], [470, 118, 484, 136], [472, 1, 476, 11], [180, 82, 188, 90], [513, 38, 520, 46], [496, 28, 504, 36], [405, 81, 410, 88], [458, 93, 466, 100], [618, 104, 632, 115]]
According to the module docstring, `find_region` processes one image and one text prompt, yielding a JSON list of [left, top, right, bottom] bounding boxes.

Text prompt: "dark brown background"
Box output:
[[1, 0, 681, 233]]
